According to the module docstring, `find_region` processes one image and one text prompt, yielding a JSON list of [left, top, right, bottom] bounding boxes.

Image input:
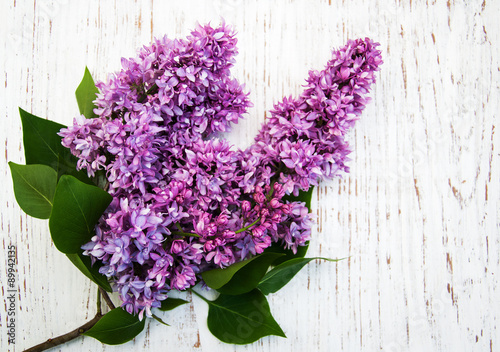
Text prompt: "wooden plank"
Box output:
[[1, 0, 498, 351]]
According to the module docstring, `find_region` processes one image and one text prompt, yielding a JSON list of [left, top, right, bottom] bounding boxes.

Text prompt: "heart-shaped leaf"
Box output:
[[204, 289, 286, 344], [158, 297, 189, 311], [75, 67, 99, 119], [19, 108, 90, 183], [202, 253, 283, 295], [66, 252, 112, 292], [49, 175, 112, 253], [9, 162, 57, 219], [84, 308, 145, 345], [258, 257, 340, 295]]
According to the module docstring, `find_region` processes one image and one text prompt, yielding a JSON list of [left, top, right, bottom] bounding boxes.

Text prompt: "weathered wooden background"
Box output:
[[1, 1, 499, 351]]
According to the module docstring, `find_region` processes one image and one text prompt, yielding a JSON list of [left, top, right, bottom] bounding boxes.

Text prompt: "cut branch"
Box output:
[[23, 312, 102, 352], [99, 286, 116, 310]]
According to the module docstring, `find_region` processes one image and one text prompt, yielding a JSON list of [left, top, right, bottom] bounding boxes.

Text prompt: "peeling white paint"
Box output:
[[1, 1, 499, 351]]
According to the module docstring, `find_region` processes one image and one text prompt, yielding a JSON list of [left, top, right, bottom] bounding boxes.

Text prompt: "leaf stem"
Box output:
[[172, 218, 261, 237], [137, 83, 158, 103], [96, 288, 102, 315], [189, 288, 210, 303], [99, 287, 116, 310], [172, 223, 201, 238], [171, 231, 201, 238], [235, 218, 260, 234]]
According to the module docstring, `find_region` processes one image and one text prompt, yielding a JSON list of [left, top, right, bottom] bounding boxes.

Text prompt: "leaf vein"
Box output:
[[66, 180, 91, 234], [27, 116, 60, 159], [211, 302, 279, 331], [15, 169, 53, 206]]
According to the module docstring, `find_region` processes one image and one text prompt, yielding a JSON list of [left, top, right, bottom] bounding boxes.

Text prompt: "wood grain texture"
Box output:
[[1, 0, 499, 351]]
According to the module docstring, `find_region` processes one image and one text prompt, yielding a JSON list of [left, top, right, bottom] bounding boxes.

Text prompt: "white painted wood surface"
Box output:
[[1, 1, 499, 351]]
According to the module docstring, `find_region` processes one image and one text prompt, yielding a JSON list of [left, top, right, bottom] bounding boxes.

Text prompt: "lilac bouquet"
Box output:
[[10, 22, 381, 350]]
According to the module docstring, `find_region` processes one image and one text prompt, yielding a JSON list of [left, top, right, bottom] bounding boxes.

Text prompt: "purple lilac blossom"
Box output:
[[239, 37, 383, 195], [59, 23, 382, 319]]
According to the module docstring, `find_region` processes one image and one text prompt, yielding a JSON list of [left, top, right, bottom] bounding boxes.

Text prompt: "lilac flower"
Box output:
[[170, 264, 197, 291], [58, 115, 107, 177], [148, 252, 174, 286], [104, 236, 131, 265], [60, 22, 381, 319], [239, 37, 382, 195], [277, 201, 314, 254]]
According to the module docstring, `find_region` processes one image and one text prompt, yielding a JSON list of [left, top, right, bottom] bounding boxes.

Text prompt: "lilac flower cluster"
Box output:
[[240, 38, 383, 196], [59, 23, 382, 319]]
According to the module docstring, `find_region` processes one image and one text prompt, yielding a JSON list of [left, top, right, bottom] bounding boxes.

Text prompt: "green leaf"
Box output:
[[151, 313, 170, 326], [20, 108, 65, 167], [66, 252, 112, 292], [9, 162, 57, 219], [158, 297, 189, 311], [263, 241, 309, 264], [202, 253, 283, 295], [204, 289, 286, 344], [84, 308, 146, 345], [56, 152, 92, 184], [75, 67, 99, 119], [49, 175, 112, 253], [282, 185, 314, 208], [19, 108, 90, 183], [258, 257, 340, 295]]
